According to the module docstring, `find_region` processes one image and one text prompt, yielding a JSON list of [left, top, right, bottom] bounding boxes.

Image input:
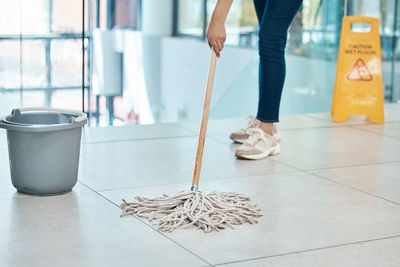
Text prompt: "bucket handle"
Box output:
[[12, 107, 87, 123], [342, 16, 379, 35]]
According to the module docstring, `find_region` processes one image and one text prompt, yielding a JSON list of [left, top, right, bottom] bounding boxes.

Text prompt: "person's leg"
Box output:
[[253, 0, 267, 24], [253, 0, 273, 135], [256, 0, 303, 135]]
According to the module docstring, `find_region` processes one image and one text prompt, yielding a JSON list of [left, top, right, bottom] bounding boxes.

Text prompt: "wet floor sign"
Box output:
[[331, 16, 384, 123]]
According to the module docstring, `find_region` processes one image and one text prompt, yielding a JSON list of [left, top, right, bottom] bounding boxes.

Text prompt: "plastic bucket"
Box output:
[[0, 107, 87, 196]]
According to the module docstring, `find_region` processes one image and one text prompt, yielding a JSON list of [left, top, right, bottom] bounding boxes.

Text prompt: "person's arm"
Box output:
[[206, 0, 233, 58]]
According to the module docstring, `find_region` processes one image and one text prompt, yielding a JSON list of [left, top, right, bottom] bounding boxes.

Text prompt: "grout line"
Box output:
[[302, 114, 332, 121], [203, 122, 400, 145], [303, 113, 372, 124], [82, 134, 197, 145], [78, 180, 213, 267], [301, 114, 391, 126], [272, 158, 400, 206], [374, 120, 400, 124], [274, 125, 347, 131], [172, 119, 360, 139], [268, 158, 303, 171], [347, 125, 400, 140], [172, 123, 198, 134], [305, 171, 400, 206], [93, 168, 300, 193], [80, 116, 400, 147], [207, 135, 234, 145], [305, 160, 400, 172], [303, 113, 400, 125], [171, 123, 236, 145], [269, 158, 400, 207], [214, 234, 400, 266], [213, 125, 351, 134]]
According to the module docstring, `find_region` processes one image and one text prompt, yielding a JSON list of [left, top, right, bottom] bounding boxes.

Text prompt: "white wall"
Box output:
[[158, 37, 338, 122], [142, 0, 174, 36], [160, 37, 256, 122]]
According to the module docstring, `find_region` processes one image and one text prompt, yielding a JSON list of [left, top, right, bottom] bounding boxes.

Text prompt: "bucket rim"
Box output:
[[0, 107, 87, 132]]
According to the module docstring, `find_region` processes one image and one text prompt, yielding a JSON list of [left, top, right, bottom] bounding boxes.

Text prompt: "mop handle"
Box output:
[[191, 49, 217, 191]]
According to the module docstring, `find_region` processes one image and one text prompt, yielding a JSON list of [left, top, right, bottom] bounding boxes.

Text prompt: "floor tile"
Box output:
[[0, 149, 90, 200], [101, 171, 400, 265], [176, 115, 339, 143], [0, 191, 207, 267], [306, 104, 400, 125], [278, 114, 339, 129], [310, 162, 400, 204], [352, 122, 400, 139], [174, 118, 247, 143], [384, 104, 400, 122], [82, 123, 195, 144], [305, 113, 373, 126], [384, 103, 400, 109], [79, 137, 295, 191], [220, 236, 400, 267], [272, 126, 400, 170]]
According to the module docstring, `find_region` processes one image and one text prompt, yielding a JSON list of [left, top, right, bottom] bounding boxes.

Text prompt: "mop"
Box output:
[[120, 50, 263, 233]]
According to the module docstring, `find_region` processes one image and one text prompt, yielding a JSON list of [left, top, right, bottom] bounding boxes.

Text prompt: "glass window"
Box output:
[[51, 39, 83, 87], [178, 0, 204, 37], [289, 0, 343, 60], [1, 0, 50, 35], [52, 0, 84, 33], [0, 0, 89, 108], [114, 0, 141, 28], [21, 0, 49, 34], [0, 91, 21, 116], [0, 40, 21, 88], [20, 91, 46, 107], [21, 40, 47, 88], [0, 1, 21, 35], [51, 88, 82, 110], [1, 92, 21, 105], [207, 0, 258, 47]]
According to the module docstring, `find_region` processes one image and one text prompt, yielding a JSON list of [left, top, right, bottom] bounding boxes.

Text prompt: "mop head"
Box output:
[[120, 190, 262, 233]]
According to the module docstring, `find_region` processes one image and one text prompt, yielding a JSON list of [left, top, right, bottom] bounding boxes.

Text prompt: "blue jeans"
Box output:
[[253, 0, 303, 122]]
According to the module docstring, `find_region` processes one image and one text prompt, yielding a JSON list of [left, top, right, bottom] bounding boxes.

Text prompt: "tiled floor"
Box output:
[[1, 105, 400, 267]]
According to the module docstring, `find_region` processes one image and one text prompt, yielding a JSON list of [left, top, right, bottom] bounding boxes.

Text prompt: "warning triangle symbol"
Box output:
[[347, 58, 373, 81]]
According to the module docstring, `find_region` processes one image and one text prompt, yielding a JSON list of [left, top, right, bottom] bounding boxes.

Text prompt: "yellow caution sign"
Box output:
[[331, 16, 384, 123]]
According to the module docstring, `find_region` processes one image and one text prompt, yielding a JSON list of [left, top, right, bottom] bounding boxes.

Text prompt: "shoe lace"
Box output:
[[245, 116, 259, 130], [245, 128, 265, 146]]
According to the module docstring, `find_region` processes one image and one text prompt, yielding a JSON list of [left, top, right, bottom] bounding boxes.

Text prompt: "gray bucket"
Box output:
[[0, 107, 87, 196]]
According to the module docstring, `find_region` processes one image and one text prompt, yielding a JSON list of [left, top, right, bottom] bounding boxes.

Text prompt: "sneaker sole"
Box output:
[[230, 136, 248, 144], [230, 135, 281, 144], [235, 145, 280, 160]]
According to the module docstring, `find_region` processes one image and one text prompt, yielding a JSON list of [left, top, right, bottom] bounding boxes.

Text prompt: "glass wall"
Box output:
[[0, 0, 142, 125], [86, 0, 142, 126], [177, 0, 205, 38], [0, 0, 89, 115]]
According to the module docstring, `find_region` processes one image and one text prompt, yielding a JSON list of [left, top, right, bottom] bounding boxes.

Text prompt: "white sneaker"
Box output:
[[235, 128, 280, 160], [230, 116, 281, 144]]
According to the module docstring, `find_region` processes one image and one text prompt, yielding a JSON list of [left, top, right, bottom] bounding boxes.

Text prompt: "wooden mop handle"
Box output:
[[191, 49, 217, 191]]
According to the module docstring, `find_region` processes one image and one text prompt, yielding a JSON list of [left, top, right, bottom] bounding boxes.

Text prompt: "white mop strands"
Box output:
[[120, 191, 263, 233]]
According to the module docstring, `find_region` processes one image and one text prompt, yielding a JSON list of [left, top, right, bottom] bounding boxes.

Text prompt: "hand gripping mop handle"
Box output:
[[191, 50, 217, 191]]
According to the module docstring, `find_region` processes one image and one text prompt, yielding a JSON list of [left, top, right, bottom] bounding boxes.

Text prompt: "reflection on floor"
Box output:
[[1, 104, 400, 267]]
